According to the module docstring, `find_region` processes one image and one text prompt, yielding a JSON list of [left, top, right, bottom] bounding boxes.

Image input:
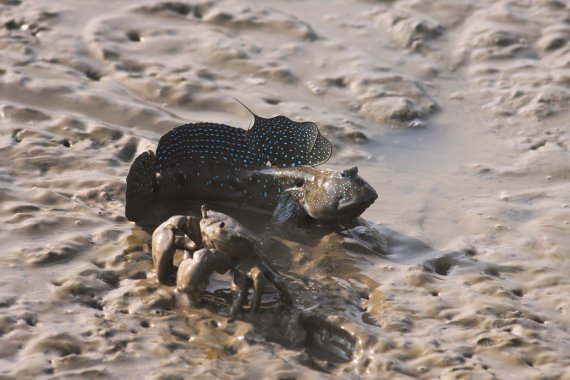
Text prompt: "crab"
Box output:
[[151, 205, 293, 318]]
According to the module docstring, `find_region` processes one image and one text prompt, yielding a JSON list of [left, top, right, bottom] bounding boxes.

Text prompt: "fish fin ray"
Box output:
[[233, 98, 261, 126]]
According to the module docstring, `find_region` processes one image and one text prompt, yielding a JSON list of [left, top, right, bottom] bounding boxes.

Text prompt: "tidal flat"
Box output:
[[1, 0, 569, 378]]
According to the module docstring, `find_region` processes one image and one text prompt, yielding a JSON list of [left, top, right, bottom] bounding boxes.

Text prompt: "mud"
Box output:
[[1, 0, 570, 379]]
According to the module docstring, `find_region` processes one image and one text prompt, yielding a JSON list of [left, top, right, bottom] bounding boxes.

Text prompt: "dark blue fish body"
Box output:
[[126, 114, 377, 224]]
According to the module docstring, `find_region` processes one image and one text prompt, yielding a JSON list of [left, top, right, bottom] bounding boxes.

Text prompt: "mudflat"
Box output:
[[1, 0, 569, 378]]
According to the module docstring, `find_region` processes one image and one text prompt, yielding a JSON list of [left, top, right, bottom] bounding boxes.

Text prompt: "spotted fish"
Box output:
[[126, 114, 377, 224], [155, 109, 332, 170]]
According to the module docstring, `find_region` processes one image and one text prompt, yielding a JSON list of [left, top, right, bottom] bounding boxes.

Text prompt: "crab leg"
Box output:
[[152, 224, 177, 284], [258, 260, 293, 306], [249, 267, 266, 314], [230, 270, 251, 319]]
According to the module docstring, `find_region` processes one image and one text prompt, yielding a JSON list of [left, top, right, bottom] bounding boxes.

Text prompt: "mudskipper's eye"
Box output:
[[294, 178, 305, 187], [219, 222, 225, 228]]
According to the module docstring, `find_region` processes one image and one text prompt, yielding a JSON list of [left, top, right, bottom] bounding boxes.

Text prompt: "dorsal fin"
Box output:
[[243, 113, 332, 167], [233, 98, 257, 129], [155, 123, 265, 172], [304, 133, 333, 166], [157, 104, 333, 172]]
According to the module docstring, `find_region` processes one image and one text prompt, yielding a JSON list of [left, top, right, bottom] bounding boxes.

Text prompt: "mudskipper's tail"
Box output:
[[125, 150, 157, 222]]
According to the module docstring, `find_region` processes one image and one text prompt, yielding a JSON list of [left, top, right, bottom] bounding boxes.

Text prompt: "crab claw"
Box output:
[[152, 215, 203, 285], [152, 223, 177, 284], [184, 215, 202, 245], [176, 248, 232, 303]]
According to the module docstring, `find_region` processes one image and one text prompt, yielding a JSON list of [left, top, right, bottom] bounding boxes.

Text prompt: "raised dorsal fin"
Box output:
[[304, 133, 332, 166], [239, 104, 332, 167]]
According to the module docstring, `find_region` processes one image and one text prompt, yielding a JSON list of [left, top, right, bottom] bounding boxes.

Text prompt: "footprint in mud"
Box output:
[[222, 283, 378, 370], [422, 249, 522, 277], [206, 302, 376, 368], [299, 307, 373, 364]]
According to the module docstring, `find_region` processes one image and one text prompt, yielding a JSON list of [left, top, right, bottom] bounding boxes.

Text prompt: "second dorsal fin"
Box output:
[[239, 102, 332, 167]]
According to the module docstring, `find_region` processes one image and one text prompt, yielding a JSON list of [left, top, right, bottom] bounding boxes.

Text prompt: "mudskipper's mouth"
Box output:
[[337, 198, 375, 214], [337, 191, 378, 216]]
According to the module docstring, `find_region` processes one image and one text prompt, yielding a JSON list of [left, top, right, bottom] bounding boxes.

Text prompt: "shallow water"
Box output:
[[1, 0, 570, 378]]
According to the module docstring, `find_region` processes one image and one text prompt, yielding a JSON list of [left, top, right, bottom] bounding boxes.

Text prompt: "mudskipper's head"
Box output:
[[301, 167, 378, 222]]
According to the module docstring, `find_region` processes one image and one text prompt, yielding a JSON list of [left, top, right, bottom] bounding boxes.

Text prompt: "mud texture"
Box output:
[[1, 0, 570, 379]]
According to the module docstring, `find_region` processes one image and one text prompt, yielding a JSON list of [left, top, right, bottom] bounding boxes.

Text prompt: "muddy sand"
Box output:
[[1, 0, 570, 378]]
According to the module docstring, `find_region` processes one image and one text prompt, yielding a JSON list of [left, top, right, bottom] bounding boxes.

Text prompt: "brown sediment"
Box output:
[[1, 0, 570, 378]]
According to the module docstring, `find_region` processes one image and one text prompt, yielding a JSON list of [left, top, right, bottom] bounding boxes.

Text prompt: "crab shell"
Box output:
[[199, 205, 259, 260]]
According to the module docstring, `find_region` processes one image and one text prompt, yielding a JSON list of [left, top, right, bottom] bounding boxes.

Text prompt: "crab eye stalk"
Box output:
[[201, 204, 208, 218]]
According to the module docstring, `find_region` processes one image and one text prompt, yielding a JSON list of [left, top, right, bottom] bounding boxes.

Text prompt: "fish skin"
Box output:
[[155, 123, 266, 171], [156, 116, 332, 171], [126, 161, 378, 224], [126, 121, 377, 224]]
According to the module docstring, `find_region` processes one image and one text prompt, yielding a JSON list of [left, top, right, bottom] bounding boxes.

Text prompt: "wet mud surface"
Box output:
[[1, 0, 570, 378]]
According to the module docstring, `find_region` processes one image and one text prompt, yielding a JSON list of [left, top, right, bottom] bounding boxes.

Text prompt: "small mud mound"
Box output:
[[300, 310, 359, 363], [341, 222, 436, 264], [422, 249, 522, 277]]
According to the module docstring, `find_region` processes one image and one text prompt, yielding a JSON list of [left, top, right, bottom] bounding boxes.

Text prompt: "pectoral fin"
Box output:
[[271, 189, 306, 227]]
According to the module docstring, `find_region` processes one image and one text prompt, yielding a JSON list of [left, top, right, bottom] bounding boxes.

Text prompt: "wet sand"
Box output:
[[1, 0, 570, 378]]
